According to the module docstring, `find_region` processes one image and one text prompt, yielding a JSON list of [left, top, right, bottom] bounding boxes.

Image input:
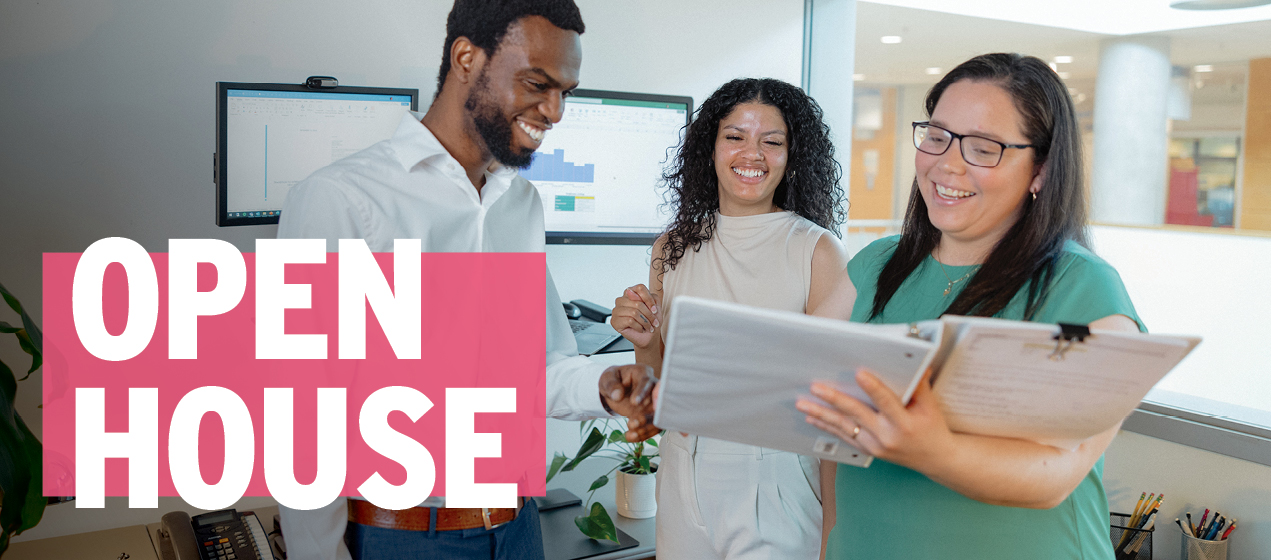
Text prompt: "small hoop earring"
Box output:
[[1031, 191, 1037, 201]]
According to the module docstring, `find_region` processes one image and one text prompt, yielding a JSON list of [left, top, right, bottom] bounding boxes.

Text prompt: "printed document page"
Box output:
[[932, 317, 1200, 449]]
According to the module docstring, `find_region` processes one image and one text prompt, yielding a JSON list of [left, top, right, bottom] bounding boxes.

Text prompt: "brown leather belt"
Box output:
[[347, 498, 521, 532]]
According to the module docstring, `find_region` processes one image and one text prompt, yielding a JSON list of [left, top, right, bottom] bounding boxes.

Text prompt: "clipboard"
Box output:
[[923, 315, 1200, 449], [655, 297, 1201, 465]]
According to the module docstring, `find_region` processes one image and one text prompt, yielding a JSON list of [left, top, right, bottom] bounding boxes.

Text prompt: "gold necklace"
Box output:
[[934, 248, 978, 297]]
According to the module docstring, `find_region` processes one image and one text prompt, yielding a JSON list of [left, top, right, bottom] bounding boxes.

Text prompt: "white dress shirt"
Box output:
[[275, 111, 614, 560]]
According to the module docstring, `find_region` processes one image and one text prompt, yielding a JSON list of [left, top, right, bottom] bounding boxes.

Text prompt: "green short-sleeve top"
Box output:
[[826, 235, 1144, 560]]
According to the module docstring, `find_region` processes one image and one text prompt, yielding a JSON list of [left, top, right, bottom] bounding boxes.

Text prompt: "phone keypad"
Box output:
[[200, 537, 238, 559]]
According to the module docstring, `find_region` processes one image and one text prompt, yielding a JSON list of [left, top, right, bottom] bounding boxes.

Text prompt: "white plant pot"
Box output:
[[615, 468, 657, 519]]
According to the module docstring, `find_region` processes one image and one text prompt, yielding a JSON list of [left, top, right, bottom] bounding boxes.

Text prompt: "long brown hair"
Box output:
[[870, 53, 1088, 320]]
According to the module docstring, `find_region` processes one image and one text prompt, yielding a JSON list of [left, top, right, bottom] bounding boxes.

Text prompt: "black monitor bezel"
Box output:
[[215, 81, 419, 227], [543, 88, 693, 246]]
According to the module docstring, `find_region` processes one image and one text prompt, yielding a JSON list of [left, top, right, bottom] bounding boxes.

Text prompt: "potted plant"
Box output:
[[0, 282, 46, 556], [547, 419, 659, 543]]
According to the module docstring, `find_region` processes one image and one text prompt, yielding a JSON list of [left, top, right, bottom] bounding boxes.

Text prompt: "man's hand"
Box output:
[[598, 363, 660, 442]]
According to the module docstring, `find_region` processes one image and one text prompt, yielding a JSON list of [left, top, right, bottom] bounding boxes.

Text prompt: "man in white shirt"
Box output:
[[275, 1, 658, 558]]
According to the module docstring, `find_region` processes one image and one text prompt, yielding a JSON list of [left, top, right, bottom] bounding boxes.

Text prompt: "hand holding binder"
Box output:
[[654, 297, 1201, 466]]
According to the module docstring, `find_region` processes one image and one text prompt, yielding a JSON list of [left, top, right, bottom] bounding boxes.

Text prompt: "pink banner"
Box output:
[[42, 249, 545, 503]]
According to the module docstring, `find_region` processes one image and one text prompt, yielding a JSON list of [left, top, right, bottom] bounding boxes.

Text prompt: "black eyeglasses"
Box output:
[[912, 122, 1035, 168]]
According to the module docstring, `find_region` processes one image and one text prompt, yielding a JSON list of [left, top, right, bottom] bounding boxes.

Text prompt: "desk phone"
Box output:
[[159, 509, 275, 560]]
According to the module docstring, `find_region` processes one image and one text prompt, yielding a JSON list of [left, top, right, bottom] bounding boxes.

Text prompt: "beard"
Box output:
[[464, 70, 535, 169]]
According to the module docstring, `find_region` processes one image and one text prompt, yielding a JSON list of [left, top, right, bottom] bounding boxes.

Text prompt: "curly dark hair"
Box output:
[[436, 0, 585, 96], [655, 78, 846, 278]]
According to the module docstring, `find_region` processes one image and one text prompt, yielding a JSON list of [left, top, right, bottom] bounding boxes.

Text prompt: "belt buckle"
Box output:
[[481, 500, 520, 530]]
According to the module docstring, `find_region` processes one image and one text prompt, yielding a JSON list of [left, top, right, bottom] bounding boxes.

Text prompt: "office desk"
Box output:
[[552, 350, 655, 560], [145, 502, 652, 560], [5, 524, 160, 560], [543, 488, 655, 560], [10, 350, 655, 560]]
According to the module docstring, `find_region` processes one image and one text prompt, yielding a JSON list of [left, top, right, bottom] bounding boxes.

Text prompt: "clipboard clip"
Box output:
[[1049, 323, 1090, 361]]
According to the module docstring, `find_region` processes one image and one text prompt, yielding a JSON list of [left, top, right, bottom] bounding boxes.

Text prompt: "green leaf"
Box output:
[[0, 355, 47, 554], [0, 281, 49, 552], [574, 502, 619, 543], [645, 437, 658, 448], [587, 475, 609, 493], [607, 429, 625, 444], [637, 456, 651, 473], [0, 284, 43, 378], [546, 453, 567, 484], [561, 427, 605, 473], [15, 330, 41, 377], [0, 282, 22, 317]]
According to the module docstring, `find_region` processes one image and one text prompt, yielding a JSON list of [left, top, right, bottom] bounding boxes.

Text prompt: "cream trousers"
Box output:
[[655, 432, 823, 560]]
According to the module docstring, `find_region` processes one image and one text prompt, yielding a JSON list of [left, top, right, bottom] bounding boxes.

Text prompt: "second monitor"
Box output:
[[532, 89, 692, 245]]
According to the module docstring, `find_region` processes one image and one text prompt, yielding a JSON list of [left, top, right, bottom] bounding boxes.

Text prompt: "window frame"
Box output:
[[1124, 391, 1271, 467]]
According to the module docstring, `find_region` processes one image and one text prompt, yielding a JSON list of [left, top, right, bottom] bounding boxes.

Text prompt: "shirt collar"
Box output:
[[391, 111, 451, 171], [391, 110, 521, 205]]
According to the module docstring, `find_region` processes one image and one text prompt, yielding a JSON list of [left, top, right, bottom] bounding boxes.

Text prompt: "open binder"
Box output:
[[653, 296, 1201, 467]]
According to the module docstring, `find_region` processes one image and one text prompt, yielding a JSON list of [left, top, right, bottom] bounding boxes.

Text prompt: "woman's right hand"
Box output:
[[611, 284, 661, 348]]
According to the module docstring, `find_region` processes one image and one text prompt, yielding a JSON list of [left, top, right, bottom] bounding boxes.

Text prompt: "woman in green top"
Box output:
[[796, 53, 1144, 559]]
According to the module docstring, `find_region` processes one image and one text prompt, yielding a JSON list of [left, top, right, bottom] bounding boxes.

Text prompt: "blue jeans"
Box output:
[[346, 500, 545, 560]]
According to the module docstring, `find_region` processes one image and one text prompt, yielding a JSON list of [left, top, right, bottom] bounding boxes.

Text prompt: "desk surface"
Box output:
[[141, 502, 650, 560], [552, 488, 655, 560], [563, 350, 654, 560], [6, 524, 159, 560], [13, 350, 654, 560]]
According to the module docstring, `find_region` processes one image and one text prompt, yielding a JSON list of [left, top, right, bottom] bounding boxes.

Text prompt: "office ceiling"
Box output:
[[863, 0, 1271, 35], [854, 1, 1271, 86]]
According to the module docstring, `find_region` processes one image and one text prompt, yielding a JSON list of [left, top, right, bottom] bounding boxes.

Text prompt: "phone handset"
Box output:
[[159, 511, 201, 560]]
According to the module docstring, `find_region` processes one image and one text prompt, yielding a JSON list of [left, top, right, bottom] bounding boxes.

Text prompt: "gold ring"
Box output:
[[851, 425, 861, 438]]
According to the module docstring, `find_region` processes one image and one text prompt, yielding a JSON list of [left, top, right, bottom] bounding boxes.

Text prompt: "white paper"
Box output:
[[931, 316, 1200, 449]]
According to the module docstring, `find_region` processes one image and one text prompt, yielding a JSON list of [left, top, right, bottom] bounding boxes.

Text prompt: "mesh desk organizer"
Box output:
[[1111, 512, 1154, 560]]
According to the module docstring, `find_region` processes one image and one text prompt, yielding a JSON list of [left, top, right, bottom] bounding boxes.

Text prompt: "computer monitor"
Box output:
[[215, 82, 418, 226], [533, 89, 692, 245]]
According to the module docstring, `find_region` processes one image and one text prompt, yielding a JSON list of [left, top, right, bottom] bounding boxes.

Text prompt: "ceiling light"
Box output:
[[1049, 62, 1059, 72], [880, 36, 902, 44], [853, 74, 866, 81], [1194, 64, 1214, 72], [1058, 72, 1072, 79], [1054, 56, 1073, 64], [1068, 88, 1079, 95], [925, 67, 942, 75], [1171, 0, 1271, 10]]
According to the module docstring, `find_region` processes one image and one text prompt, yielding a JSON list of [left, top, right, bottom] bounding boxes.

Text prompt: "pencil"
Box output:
[[1129, 491, 1147, 523]]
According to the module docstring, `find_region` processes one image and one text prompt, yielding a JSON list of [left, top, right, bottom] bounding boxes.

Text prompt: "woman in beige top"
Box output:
[[610, 78, 853, 560]]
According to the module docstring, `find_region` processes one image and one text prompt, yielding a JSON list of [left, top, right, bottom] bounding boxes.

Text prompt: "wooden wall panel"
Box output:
[[849, 88, 897, 221], [1240, 58, 1271, 231]]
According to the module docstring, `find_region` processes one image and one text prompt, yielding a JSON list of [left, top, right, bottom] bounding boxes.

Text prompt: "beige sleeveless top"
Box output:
[[662, 211, 829, 326]]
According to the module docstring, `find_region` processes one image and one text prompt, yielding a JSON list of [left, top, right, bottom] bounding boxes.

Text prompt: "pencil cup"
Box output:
[[1110, 512, 1153, 560], [1181, 529, 1228, 560]]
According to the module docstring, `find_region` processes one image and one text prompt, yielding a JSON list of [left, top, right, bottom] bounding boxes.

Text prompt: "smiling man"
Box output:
[[276, 1, 657, 559]]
